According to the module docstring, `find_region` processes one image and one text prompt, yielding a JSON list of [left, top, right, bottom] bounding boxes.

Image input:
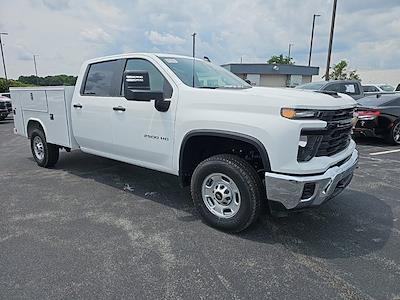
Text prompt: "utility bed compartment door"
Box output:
[[21, 90, 48, 112], [45, 90, 70, 147]]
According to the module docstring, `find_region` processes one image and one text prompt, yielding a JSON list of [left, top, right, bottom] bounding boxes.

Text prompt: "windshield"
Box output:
[[295, 82, 325, 90], [159, 56, 251, 89], [379, 85, 394, 92]]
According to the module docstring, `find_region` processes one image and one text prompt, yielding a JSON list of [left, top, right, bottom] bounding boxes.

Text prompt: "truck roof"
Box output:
[[84, 53, 200, 65]]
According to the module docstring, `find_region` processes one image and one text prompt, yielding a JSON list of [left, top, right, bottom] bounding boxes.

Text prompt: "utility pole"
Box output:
[[288, 43, 294, 62], [325, 0, 338, 81], [0, 32, 8, 80], [308, 14, 321, 66], [33, 54, 39, 85], [33, 55, 38, 77]]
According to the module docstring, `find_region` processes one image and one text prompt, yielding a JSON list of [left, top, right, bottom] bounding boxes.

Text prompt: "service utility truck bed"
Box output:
[[11, 86, 79, 149]]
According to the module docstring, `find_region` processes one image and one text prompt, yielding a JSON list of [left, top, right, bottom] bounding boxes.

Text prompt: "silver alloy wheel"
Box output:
[[201, 173, 241, 218], [33, 135, 45, 161], [393, 123, 400, 143]]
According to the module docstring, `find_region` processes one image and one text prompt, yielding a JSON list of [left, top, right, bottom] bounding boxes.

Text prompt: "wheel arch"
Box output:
[[27, 118, 47, 139], [178, 129, 271, 186]]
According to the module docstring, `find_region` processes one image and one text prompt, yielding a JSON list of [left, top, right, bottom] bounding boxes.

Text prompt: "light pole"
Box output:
[[308, 14, 321, 66], [288, 43, 294, 62], [0, 32, 8, 80], [325, 0, 338, 81], [191, 32, 196, 58], [191, 33, 196, 87]]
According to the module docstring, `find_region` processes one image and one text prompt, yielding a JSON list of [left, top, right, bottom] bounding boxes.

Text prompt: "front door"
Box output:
[[111, 57, 177, 173]]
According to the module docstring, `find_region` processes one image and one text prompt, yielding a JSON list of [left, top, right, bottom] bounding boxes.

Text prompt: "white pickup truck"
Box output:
[[11, 53, 358, 232]]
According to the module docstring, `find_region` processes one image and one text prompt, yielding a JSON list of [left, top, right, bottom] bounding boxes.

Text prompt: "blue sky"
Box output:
[[0, 0, 400, 78]]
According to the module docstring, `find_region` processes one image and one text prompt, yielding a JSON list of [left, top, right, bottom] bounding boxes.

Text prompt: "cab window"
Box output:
[[83, 60, 120, 96], [123, 59, 173, 99]]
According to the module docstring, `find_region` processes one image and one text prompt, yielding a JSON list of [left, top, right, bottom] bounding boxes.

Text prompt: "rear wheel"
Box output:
[[30, 129, 59, 167], [190, 154, 263, 232], [386, 120, 400, 145]]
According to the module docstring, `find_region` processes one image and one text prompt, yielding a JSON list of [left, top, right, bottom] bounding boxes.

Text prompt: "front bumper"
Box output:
[[0, 109, 9, 117], [265, 149, 358, 209]]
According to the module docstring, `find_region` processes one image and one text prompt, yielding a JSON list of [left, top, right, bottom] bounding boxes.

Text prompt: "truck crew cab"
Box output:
[[11, 53, 358, 232]]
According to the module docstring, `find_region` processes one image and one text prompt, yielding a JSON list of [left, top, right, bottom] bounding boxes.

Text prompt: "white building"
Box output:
[[222, 63, 320, 88]]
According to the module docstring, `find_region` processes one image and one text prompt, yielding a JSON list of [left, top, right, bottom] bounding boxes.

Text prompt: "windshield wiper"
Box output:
[[197, 86, 219, 89]]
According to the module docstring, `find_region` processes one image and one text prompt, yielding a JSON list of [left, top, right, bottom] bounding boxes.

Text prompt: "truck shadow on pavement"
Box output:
[[55, 150, 393, 260]]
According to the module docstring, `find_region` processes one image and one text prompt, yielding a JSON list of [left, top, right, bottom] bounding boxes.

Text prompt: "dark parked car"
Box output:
[[353, 94, 400, 145], [0, 95, 12, 121], [295, 80, 365, 100]]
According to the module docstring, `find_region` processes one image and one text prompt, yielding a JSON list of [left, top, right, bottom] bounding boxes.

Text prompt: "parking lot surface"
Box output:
[[1, 117, 399, 299]]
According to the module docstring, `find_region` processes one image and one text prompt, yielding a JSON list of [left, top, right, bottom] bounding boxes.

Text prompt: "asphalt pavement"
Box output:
[[1, 116, 399, 300]]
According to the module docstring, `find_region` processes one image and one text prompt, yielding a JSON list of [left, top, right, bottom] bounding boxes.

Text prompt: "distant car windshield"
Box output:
[[357, 96, 394, 107], [295, 82, 325, 90], [379, 85, 395, 92], [159, 56, 251, 89]]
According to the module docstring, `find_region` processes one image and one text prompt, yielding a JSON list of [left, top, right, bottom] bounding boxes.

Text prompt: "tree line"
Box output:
[[0, 75, 77, 93]]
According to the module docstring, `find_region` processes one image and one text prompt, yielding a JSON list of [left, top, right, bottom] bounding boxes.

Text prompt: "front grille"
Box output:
[[316, 108, 354, 157], [0, 102, 5, 109]]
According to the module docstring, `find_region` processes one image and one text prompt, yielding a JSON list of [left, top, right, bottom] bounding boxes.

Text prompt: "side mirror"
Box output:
[[123, 70, 170, 112]]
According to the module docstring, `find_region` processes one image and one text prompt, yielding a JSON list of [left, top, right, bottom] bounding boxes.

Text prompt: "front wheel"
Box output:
[[30, 129, 59, 167], [190, 154, 263, 232]]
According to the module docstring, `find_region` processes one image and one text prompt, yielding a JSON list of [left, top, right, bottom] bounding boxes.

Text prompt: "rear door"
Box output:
[[71, 59, 124, 154], [111, 57, 177, 172]]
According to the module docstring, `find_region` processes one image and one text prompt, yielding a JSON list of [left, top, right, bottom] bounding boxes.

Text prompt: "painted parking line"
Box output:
[[370, 149, 400, 156]]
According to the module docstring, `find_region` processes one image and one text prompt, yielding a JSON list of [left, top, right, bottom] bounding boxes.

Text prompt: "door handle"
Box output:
[[113, 106, 126, 112], [73, 103, 83, 108]]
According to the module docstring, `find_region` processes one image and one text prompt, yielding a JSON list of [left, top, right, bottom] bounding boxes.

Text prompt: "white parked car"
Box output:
[[10, 53, 358, 232], [362, 83, 396, 95]]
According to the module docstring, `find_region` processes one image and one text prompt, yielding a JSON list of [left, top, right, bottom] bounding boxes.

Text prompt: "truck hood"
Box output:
[[236, 87, 357, 110]]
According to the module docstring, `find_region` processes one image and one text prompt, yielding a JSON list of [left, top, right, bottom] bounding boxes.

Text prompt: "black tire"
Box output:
[[190, 154, 263, 233], [385, 120, 400, 145], [30, 128, 59, 168]]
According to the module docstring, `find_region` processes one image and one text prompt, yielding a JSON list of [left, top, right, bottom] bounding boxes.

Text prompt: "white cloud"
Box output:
[[80, 27, 112, 44], [1, 0, 400, 78], [146, 31, 185, 46]]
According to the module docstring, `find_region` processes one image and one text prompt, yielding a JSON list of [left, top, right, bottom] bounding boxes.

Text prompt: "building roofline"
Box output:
[[221, 63, 319, 76]]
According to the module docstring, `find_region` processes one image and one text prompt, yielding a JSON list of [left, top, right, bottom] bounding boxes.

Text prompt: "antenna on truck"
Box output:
[[192, 32, 196, 88]]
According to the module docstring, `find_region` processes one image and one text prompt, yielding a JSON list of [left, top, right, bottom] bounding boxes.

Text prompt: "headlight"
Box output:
[[281, 108, 321, 119]]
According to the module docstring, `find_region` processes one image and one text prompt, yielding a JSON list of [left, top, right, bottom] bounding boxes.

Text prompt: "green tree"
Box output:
[[267, 54, 294, 65], [0, 78, 32, 93], [18, 74, 77, 86], [326, 60, 361, 81]]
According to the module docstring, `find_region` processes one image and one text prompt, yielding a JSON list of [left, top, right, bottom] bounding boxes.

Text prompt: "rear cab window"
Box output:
[[81, 60, 124, 97]]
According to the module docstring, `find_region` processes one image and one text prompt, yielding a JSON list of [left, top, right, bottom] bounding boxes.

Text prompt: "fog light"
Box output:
[[301, 183, 316, 200]]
